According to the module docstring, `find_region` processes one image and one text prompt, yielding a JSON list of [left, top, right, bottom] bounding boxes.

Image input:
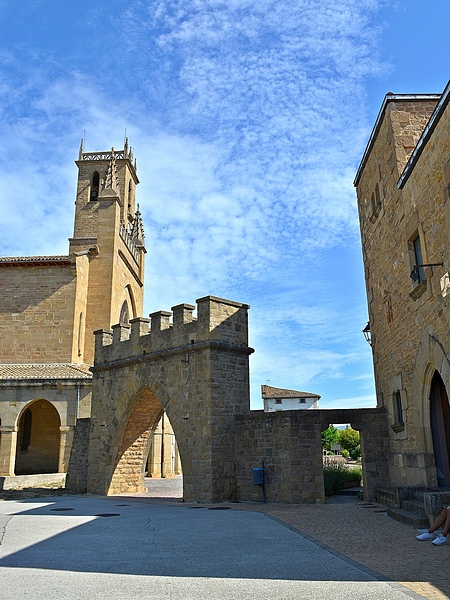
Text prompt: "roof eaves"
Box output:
[[261, 384, 321, 399], [0, 255, 71, 267]]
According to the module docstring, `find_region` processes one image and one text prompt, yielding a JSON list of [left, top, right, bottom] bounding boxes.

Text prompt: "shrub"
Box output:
[[341, 449, 350, 459], [323, 464, 362, 496], [321, 425, 339, 452], [339, 427, 361, 460], [350, 444, 361, 461]]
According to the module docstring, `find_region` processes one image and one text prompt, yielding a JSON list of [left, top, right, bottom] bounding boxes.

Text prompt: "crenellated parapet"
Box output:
[[93, 296, 251, 368]]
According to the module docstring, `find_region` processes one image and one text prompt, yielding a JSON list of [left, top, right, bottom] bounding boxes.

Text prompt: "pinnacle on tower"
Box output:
[[99, 148, 120, 199], [131, 203, 145, 246]]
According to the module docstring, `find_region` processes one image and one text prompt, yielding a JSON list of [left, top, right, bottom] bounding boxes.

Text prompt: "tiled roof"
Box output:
[[0, 364, 92, 380], [0, 255, 71, 266], [261, 385, 320, 399]]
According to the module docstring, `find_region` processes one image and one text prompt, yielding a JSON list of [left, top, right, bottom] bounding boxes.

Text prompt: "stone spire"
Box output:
[[131, 204, 145, 246], [99, 148, 120, 200]]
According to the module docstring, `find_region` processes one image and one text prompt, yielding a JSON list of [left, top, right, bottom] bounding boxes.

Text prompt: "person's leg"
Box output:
[[431, 509, 450, 544], [429, 508, 449, 533], [441, 509, 450, 537], [417, 508, 448, 540]]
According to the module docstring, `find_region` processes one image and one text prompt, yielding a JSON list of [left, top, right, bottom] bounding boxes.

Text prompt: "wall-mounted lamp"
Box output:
[[410, 263, 443, 282], [362, 322, 372, 346]]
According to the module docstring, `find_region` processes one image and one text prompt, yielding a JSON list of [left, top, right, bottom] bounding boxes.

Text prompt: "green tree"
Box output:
[[338, 427, 361, 460], [321, 425, 339, 452]]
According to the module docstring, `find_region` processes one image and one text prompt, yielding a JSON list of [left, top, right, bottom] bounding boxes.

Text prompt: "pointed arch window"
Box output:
[[119, 301, 130, 326], [90, 171, 100, 201]]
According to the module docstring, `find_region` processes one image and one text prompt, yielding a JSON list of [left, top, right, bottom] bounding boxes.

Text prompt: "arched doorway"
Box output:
[[430, 371, 450, 487], [15, 400, 61, 475]]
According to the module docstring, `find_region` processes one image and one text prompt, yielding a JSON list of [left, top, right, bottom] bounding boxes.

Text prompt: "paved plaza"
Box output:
[[0, 477, 447, 600]]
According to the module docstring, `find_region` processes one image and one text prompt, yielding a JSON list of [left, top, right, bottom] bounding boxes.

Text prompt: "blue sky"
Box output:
[[0, 0, 448, 410]]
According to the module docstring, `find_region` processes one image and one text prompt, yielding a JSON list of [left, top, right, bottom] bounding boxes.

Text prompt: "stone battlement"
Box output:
[[93, 296, 250, 366]]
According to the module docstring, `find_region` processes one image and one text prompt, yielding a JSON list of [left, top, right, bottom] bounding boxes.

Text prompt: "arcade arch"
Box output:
[[15, 399, 61, 475]]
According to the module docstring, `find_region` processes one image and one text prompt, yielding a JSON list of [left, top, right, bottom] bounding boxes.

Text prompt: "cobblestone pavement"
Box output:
[[140, 477, 450, 600]]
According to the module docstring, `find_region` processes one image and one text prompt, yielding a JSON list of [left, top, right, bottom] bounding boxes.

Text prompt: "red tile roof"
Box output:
[[261, 384, 320, 399], [0, 364, 92, 380]]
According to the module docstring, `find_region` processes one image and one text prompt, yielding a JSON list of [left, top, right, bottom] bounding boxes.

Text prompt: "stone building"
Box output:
[[0, 141, 146, 477], [354, 79, 450, 492]]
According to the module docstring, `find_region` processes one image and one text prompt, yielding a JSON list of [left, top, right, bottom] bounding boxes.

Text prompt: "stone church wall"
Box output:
[[0, 263, 77, 363]]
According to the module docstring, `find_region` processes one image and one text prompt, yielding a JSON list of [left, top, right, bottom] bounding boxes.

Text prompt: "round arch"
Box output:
[[15, 399, 61, 475]]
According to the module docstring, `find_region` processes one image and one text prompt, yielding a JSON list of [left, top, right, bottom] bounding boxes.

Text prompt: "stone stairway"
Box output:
[[376, 486, 450, 529], [387, 495, 429, 529]]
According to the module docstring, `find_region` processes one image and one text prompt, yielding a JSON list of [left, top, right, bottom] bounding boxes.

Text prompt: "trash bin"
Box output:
[[252, 467, 264, 486]]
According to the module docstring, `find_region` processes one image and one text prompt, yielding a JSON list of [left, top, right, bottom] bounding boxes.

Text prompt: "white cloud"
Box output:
[[0, 0, 388, 408]]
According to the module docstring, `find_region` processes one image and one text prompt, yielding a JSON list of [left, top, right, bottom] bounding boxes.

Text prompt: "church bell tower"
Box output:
[[69, 139, 146, 364]]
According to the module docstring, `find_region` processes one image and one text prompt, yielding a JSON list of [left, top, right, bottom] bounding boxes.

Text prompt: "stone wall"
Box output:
[[235, 411, 325, 503], [235, 407, 389, 504], [0, 263, 77, 363], [355, 89, 450, 488], [65, 418, 91, 492]]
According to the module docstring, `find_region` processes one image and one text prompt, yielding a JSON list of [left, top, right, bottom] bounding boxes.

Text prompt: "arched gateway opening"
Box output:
[[430, 371, 450, 487], [109, 387, 184, 495], [146, 412, 181, 479], [15, 399, 61, 475]]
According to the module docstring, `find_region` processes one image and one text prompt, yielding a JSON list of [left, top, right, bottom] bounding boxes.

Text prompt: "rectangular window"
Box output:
[[413, 235, 425, 283], [395, 391, 404, 425]]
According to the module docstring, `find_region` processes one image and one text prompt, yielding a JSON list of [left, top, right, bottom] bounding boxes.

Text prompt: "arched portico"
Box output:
[[15, 399, 61, 475]]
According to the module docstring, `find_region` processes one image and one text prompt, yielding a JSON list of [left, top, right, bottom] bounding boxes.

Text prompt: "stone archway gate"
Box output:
[[76, 295, 389, 504], [85, 296, 253, 502]]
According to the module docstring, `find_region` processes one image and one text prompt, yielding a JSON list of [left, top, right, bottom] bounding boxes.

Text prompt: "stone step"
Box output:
[[401, 499, 426, 516], [387, 506, 429, 529], [336, 486, 363, 496]]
